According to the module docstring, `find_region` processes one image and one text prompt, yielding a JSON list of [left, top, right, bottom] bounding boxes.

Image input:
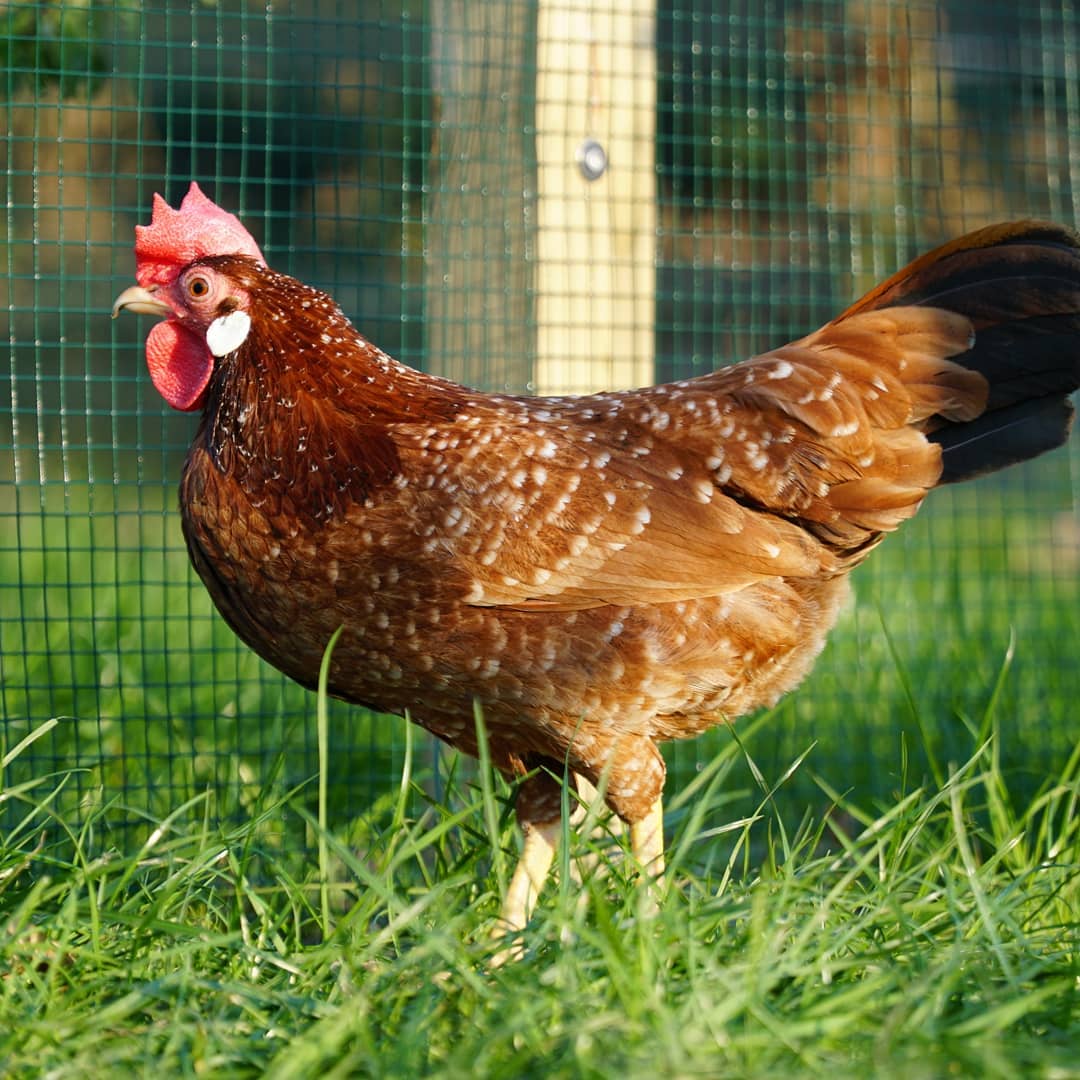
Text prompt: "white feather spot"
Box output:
[[206, 310, 251, 357], [830, 420, 860, 437]]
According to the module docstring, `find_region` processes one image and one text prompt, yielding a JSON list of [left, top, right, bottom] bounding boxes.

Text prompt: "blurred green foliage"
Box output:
[[0, 1, 126, 100]]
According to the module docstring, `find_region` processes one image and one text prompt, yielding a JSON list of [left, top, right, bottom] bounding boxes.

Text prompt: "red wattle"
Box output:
[[146, 321, 213, 412]]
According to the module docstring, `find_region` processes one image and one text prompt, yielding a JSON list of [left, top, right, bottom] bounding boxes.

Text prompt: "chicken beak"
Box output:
[[111, 284, 173, 320]]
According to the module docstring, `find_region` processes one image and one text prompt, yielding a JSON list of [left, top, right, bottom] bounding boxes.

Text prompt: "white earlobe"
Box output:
[[206, 310, 252, 357]]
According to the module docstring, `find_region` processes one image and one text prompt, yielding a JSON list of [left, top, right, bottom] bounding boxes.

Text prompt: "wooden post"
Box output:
[[426, 0, 536, 392], [426, 0, 657, 397], [534, 0, 656, 394]]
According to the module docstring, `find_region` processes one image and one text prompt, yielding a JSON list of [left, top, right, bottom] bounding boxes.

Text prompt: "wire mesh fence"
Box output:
[[3, 0, 1079, 851]]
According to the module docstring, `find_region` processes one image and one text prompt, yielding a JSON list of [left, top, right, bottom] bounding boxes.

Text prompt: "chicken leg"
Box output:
[[490, 791, 665, 963]]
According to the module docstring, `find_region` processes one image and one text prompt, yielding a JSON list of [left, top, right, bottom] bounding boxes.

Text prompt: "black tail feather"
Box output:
[[932, 396, 1076, 484], [851, 222, 1080, 483]]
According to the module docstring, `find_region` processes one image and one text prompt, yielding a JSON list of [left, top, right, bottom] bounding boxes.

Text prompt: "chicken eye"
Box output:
[[187, 276, 210, 299]]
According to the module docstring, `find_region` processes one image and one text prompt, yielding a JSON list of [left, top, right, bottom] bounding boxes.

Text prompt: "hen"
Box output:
[[114, 183, 1080, 940]]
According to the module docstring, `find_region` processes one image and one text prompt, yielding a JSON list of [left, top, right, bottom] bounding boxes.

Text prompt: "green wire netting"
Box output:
[[2, 0, 1079, 852]]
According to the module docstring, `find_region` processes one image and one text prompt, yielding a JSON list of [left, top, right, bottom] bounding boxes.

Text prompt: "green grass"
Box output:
[[0, 712, 1077, 1076]]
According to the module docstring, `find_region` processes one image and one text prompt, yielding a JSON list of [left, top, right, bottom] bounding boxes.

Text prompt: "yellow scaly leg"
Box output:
[[628, 795, 665, 914], [490, 819, 559, 965]]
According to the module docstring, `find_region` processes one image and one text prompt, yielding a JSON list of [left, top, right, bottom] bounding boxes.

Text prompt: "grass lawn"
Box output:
[[0, 717, 1077, 1076]]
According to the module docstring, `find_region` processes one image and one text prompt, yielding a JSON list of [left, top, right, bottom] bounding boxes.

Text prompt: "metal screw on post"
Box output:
[[576, 138, 608, 181]]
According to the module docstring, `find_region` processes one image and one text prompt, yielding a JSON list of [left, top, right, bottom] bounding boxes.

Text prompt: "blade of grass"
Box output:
[[947, 762, 1016, 984], [318, 625, 345, 940], [473, 701, 505, 898], [877, 604, 945, 790], [1, 718, 60, 772]]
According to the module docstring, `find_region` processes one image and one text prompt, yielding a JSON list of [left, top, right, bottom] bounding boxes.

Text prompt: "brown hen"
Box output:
[[114, 185, 1080, 940]]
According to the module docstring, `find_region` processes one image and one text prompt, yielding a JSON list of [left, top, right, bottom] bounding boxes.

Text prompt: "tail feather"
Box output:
[[932, 397, 1076, 483], [839, 221, 1080, 484], [951, 316, 1080, 411]]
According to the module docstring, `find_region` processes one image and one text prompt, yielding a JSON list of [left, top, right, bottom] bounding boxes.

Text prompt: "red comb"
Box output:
[[134, 182, 265, 287]]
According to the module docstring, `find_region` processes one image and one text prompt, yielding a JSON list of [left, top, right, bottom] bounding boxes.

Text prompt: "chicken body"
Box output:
[[178, 266, 869, 825], [115, 186, 1080, 940]]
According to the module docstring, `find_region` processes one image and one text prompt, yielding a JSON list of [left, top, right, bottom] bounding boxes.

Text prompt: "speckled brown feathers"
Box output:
[[140, 223, 1080, 840]]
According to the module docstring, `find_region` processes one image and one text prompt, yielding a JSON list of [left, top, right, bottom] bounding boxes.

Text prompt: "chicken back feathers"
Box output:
[[115, 185, 1080, 827]]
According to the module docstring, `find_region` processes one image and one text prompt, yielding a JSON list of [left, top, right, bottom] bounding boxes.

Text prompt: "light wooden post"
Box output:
[[427, 0, 657, 396], [426, 0, 536, 391], [534, 0, 656, 394]]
